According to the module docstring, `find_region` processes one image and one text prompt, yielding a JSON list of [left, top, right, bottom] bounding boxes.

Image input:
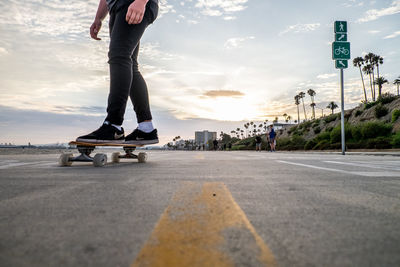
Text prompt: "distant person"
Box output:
[[265, 132, 271, 152], [223, 143, 227, 150], [213, 140, 218, 151], [228, 143, 232, 150], [255, 135, 262, 151], [269, 125, 276, 152], [76, 0, 159, 145]]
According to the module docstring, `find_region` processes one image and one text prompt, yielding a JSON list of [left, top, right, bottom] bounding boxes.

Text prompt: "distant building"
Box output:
[[195, 131, 217, 146], [272, 122, 295, 130]]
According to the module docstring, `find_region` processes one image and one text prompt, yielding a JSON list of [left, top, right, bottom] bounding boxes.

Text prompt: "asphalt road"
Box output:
[[0, 150, 399, 267]]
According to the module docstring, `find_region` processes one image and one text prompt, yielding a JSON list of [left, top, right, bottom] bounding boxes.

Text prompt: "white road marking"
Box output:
[[324, 160, 400, 171], [277, 160, 358, 175], [0, 161, 55, 169], [276, 160, 400, 177]]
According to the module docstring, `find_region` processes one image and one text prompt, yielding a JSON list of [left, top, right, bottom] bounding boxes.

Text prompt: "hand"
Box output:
[[90, 19, 102, 40], [126, 0, 146, 24]]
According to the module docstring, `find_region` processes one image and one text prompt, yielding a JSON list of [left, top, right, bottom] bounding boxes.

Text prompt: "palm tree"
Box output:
[[244, 123, 250, 137], [287, 115, 292, 123], [307, 88, 316, 119], [373, 54, 383, 80], [363, 64, 375, 101], [294, 95, 300, 124], [283, 113, 288, 122], [326, 101, 338, 114], [374, 76, 388, 98], [299, 91, 307, 120], [273, 117, 278, 123], [353, 57, 368, 102], [365, 53, 376, 99], [310, 103, 316, 118], [394, 77, 400, 96]]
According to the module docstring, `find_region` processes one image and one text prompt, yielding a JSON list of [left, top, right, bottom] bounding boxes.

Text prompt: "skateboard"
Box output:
[[59, 141, 147, 167]]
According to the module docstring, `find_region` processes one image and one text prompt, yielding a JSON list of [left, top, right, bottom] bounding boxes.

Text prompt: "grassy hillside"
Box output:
[[233, 94, 400, 151]]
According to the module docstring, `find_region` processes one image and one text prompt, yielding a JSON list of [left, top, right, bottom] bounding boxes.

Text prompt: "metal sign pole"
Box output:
[[340, 68, 345, 155]]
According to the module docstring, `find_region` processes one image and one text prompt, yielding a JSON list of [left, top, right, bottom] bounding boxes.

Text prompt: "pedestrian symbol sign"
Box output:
[[335, 33, 347, 42], [332, 41, 350, 60], [335, 21, 347, 33], [335, 60, 348, 69]]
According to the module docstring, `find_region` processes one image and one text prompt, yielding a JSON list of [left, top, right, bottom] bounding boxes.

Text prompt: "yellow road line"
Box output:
[[132, 182, 276, 267]]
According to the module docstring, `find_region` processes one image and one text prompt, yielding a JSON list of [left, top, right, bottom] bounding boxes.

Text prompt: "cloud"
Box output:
[[224, 36, 255, 49], [223, 16, 236, 21], [358, 0, 400, 22], [202, 90, 245, 98], [0, 47, 8, 55], [159, 0, 176, 18], [342, 0, 364, 8], [279, 23, 321, 35], [317, 73, 337, 79], [368, 30, 380, 34], [384, 30, 400, 39], [195, 0, 248, 17]]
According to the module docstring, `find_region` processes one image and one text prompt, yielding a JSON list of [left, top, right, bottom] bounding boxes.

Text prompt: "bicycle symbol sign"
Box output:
[[332, 42, 350, 60]]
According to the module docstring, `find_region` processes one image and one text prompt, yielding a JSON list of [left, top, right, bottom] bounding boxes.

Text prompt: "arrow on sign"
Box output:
[[339, 61, 346, 67], [338, 34, 345, 41]]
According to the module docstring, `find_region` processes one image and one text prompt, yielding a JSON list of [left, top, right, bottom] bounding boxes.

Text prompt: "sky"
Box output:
[[0, 0, 399, 145]]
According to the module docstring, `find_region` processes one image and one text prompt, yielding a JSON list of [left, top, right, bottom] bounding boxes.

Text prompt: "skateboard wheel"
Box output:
[[59, 153, 73, 167], [93, 153, 107, 167], [111, 152, 120, 163], [138, 152, 147, 163]]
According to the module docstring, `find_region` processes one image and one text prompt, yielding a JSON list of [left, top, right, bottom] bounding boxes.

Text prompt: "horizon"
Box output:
[[0, 0, 399, 145]]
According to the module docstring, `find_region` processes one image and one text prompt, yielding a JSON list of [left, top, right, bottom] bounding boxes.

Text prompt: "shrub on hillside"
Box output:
[[276, 137, 292, 150], [304, 139, 317, 150], [355, 110, 363, 117], [302, 121, 313, 129], [325, 126, 333, 132], [366, 136, 392, 149], [374, 104, 389, 118], [315, 131, 331, 143], [378, 93, 396, 104], [392, 109, 400, 123], [350, 124, 363, 141], [330, 124, 352, 143], [287, 125, 297, 135], [313, 126, 321, 134], [324, 114, 337, 123], [361, 121, 392, 139], [313, 140, 330, 150], [330, 126, 341, 143], [391, 132, 400, 148], [291, 135, 306, 149], [365, 101, 377, 109]]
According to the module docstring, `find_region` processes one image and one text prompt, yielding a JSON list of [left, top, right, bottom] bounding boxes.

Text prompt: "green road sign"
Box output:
[[335, 33, 347, 42], [335, 21, 347, 33], [332, 41, 350, 60], [335, 60, 348, 69]]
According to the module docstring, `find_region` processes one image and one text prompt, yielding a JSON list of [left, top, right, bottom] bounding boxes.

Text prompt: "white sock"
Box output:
[[111, 124, 122, 131], [138, 121, 154, 133]]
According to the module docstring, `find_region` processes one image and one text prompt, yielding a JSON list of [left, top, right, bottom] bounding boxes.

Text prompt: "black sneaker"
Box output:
[[76, 123, 125, 143], [124, 128, 159, 145]]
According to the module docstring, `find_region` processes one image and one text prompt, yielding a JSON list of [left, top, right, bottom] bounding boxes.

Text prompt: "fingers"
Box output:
[[90, 22, 101, 40], [126, 8, 144, 24]]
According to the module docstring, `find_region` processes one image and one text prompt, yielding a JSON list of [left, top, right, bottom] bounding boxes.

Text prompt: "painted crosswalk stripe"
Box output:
[[132, 182, 276, 267]]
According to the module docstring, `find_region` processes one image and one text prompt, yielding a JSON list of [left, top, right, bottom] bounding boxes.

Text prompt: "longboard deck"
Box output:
[[69, 141, 143, 148]]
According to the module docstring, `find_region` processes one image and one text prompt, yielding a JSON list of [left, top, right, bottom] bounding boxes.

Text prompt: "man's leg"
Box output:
[[105, 4, 149, 126], [129, 43, 152, 123]]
